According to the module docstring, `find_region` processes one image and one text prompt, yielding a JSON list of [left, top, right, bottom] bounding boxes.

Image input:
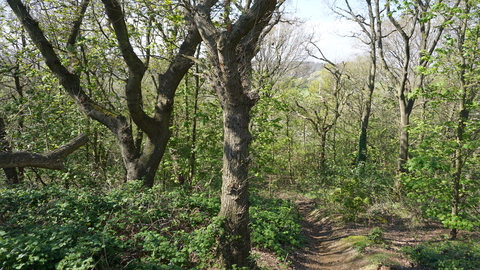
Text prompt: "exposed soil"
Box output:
[[254, 197, 451, 270]]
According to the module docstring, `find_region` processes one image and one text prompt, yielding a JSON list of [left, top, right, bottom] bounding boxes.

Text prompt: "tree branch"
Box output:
[[67, 0, 91, 49], [6, 0, 125, 134], [0, 134, 89, 170], [100, 0, 152, 132], [229, 0, 277, 47]]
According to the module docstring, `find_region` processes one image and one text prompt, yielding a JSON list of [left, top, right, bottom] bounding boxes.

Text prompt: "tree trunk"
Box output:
[[450, 102, 468, 240], [193, 0, 278, 267], [123, 131, 171, 187], [450, 27, 470, 238], [397, 101, 411, 174], [342, 0, 378, 169], [394, 96, 414, 194], [356, 91, 372, 168], [0, 118, 19, 185], [319, 132, 327, 170], [397, 89, 415, 176], [189, 51, 202, 183], [218, 102, 253, 267]]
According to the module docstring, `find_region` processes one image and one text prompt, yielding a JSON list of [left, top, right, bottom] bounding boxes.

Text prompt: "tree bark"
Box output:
[[194, 0, 278, 267], [218, 102, 253, 267], [0, 134, 89, 171], [0, 117, 19, 184]]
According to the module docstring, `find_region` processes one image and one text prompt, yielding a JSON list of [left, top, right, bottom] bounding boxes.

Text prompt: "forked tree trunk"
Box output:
[[7, 0, 201, 188], [193, 0, 278, 267]]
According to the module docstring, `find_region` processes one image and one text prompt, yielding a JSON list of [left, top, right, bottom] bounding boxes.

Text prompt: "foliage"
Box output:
[[340, 235, 370, 253], [0, 182, 221, 269], [249, 195, 305, 259], [400, 0, 480, 238], [165, 78, 223, 187], [403, 239, 480, 270], [338, 228, 386, 256], [367, 227, 384, 244], [0, 182, 304, 269], [318, 166, 394, 222], [2, 0, 480, 268]]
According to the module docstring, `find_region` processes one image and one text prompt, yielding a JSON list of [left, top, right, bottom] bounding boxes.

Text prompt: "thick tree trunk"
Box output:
[[218, 103, 252, 267], [123, 137, 170, 187], [193, 0, 277, 267]]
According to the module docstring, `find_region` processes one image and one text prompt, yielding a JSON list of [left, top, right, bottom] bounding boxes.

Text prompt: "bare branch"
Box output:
[[0, 134, 89, 170]]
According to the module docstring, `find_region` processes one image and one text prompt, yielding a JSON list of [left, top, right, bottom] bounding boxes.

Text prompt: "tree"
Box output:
[[192, 0, 280, 267], [405, 0, 480, 239], [294, 60, 352, 171], [6, 0, 201, 187], [350, 0, 381, 168], [379, 0, 459, 180], [331, 0, 381, 169]]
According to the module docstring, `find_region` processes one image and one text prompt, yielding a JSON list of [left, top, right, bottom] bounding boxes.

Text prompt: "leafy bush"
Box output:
[[330, 177, 371, 222], [0, 183, 304, 269], [368, 227, 384, 244], [342, 235, 370, 253], [0, 183, 221, 269], [307, 166, 394, 223], [249, 196, 305, 258], [403, 239, 480, 270]]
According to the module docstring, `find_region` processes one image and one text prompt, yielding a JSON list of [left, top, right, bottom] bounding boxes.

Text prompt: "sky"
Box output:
[[288, 0, 367, 61]]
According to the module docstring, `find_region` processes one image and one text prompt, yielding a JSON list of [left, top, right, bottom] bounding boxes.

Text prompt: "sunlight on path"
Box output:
[[291, 200, 380, 270]]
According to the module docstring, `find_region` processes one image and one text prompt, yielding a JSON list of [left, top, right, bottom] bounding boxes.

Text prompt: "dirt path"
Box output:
[[290, 200, 375, 270], [255, 196, 447, 270]]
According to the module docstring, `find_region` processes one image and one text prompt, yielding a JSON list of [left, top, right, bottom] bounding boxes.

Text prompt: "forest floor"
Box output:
[[254, 195, 451, 270]]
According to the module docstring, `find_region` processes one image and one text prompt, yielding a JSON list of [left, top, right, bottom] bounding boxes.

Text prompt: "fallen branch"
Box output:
[[0, 134, 89, 170]]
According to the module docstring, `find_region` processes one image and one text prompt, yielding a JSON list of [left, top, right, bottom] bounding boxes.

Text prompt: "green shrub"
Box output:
[[0, 183, 304, 269], [249, 195, 305, 258], [0, 183, 221, 269], [403, 239, 480, 270], [368, 227, 384, 244]]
